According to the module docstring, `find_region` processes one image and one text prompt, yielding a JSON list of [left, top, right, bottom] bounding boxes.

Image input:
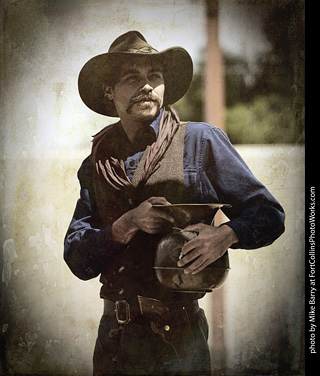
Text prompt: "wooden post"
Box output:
[[205, 1, 227, 373], [205, 0, 226, 132]]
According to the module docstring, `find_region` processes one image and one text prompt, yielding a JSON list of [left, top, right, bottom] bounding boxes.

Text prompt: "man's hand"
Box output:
[[111, 197, 175, 244], [177, 224, 238, 275]]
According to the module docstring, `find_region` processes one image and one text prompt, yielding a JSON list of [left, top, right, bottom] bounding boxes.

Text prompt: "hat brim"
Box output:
[[78, 47, 193, 117]]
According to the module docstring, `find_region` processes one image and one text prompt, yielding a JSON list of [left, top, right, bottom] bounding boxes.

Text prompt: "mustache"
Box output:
[[128, 94, 160, 108]]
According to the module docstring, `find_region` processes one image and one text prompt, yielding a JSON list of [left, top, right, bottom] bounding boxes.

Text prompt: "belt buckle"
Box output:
[[115, 300, 131, 324]]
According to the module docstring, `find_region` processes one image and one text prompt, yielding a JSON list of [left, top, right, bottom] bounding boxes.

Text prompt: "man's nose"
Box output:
[[140, 82, 153, 93]]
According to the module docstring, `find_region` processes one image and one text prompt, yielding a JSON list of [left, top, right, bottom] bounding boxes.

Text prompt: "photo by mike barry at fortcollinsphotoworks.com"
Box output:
[[308, 186, 316, 356]]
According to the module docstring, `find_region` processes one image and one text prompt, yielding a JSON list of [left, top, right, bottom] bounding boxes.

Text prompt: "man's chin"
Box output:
[[128, 102, 161, 119]]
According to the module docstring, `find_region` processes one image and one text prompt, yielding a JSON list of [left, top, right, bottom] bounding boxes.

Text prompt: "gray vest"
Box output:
[[99, 122, 202, 302]]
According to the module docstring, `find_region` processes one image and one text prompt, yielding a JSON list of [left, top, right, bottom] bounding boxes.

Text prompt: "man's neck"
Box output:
[[120, 110, 161, 144], [122, 120, 149, 144]]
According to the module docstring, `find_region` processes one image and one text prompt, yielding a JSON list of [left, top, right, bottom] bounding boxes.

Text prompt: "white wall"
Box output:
[[210, 145, 304, 374]]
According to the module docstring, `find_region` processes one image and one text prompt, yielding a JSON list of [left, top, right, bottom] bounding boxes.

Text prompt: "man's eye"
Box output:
[[151, 73, 162, 79], [122, 74, 137, 82], [124, 75, 137, 82]]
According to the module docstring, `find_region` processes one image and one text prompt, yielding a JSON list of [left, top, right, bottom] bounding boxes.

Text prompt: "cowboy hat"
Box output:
[[78, 31, 193, 117]]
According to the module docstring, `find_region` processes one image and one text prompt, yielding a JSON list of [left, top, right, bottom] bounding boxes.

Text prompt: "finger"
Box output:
[[144, 224, 166, 234], [177, 248, 201, 267], [182, 224, 199, 232], [145, 226, 165, 234], [152, 209, 175, 224], [148, 196, 171, 205], [184, 257, 211, 275], [182, 223, 205, 233], [180, 237, 202, 256], [143, 218, 173, 234], [147, 218, 172, 228]]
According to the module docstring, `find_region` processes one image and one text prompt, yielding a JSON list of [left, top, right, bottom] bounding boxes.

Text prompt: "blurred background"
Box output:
[[0, 0, 305, 375]]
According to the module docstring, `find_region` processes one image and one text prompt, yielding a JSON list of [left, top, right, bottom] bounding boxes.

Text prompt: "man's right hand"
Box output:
[[110, 197, 175, 244]]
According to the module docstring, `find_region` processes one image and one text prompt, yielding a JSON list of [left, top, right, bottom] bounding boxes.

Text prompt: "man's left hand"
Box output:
[[177, 224, 238, 274]]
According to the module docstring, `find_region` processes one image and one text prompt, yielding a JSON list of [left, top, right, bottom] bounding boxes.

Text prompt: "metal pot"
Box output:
[[153, 204, 231, 293]]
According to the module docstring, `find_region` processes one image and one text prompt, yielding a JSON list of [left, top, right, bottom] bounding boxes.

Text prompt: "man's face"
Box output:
[[106, 56, 165, 124]]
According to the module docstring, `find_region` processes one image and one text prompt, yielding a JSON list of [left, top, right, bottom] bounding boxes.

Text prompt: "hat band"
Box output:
[[124, 46, 159, 53]]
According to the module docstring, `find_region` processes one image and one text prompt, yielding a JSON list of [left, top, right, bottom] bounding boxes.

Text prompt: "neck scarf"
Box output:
[[92, 105, 181, 191]]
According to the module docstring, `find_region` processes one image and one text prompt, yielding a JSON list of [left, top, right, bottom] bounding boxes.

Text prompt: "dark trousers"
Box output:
[[93, 308, 211, 376]]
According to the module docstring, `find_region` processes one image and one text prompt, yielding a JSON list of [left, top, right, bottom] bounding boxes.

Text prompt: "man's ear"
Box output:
[[102, 84, 114, 101]]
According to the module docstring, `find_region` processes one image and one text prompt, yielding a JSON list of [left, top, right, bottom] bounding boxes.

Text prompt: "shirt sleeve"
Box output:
[[203, 126, 285, 249], [63, 157, 125, 280]]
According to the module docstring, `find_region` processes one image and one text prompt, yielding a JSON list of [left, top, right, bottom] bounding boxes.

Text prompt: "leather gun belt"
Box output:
[[103, 296, 200, 325]]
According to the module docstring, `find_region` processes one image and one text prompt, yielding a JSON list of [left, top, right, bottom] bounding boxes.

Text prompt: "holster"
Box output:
[[137, 295, 201, 369]]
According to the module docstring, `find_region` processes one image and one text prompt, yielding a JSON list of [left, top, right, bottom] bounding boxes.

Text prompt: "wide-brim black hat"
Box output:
[[78, 31, 193, 117]]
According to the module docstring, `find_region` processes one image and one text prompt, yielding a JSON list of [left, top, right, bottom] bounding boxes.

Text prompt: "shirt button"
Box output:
[[118, 266, 125, 273]]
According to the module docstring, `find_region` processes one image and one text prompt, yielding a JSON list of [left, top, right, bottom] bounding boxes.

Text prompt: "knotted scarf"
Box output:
[[92, 105, 181, 191]]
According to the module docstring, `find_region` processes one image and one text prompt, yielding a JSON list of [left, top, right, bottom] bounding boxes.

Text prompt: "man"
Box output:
[[64, 31, 285, 375]]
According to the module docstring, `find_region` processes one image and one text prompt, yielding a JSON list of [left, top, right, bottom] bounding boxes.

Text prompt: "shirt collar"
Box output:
[[114, 108, 163, 159], [148, 108, 162, 137]]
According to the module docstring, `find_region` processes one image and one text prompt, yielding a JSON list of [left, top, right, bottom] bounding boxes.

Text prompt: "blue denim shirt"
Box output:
[[64, 110, 285, 280]]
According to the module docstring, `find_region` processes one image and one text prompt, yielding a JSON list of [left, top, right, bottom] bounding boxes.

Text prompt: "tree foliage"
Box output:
[[225, 0, 304, 144], [226, 94, 304, 144], [176, 0, 304, 144]]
